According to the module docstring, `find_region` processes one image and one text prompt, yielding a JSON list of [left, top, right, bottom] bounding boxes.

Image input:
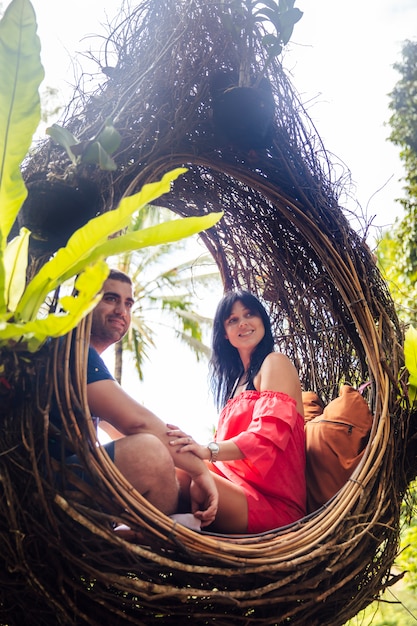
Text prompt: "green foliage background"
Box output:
[[349, 38, 417, 626], [376, 40, 417, 326]]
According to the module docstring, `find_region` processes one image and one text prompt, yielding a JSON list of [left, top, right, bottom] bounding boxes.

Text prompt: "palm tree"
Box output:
[[110, 205, 221, 384]]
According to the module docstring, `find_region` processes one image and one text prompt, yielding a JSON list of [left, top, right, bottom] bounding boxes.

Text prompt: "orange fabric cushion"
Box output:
[[304, 385, 373, 513], [302, 391, 325, 422]]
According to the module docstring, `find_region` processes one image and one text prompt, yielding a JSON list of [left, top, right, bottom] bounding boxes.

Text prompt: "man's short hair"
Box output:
[[108, 268, 132, 285]]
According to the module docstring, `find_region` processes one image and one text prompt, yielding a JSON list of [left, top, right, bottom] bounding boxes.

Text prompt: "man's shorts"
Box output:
[[61, 441, 115, 487]]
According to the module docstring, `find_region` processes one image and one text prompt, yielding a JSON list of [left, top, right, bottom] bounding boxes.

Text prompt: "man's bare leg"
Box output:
[[114, 433, 179, 515]]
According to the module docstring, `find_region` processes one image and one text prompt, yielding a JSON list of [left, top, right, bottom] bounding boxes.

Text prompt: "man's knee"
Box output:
[[113, 434, 178, 514], [114, 433, 174, 474]]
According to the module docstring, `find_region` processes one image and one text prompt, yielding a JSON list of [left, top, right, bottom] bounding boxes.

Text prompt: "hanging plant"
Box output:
[[18, 103, 123, 256], [210, 69, 276, 150], [211, 0, 303, 150], [219, 0, 303, 87], [46, 118, 122, 171]]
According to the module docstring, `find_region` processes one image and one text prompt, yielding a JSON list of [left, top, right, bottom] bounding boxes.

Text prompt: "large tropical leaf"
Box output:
[[4, 165, 222, 348], [90, 213, 223, 259], [3, 226, 30, 311], [0, 0, 44, 313], [404, 326, 417, 406], [14, 168, 192, 321], [0, 262, 108, 351]]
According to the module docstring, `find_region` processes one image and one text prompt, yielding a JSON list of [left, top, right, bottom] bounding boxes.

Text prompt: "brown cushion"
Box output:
[[304, 385, 373, 513], [302, 391, 325, 422]]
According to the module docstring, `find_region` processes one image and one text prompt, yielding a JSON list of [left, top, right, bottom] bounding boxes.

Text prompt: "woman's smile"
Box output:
[[239, 329, 255, 337]]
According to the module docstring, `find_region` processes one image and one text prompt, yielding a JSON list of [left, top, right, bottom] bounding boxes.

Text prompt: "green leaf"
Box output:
[[279, 8, 303, 45], [3, 226, 29, 312], [46, 119, 121, 170], [260, 0, 286, 13], [0, 0, 44, 308], [45, 123, 79, 164], [81, 141, 117, 170], [254, 7, 281, 31], [0, 261, 109, 351], [95, 119, 122, 155], [404, 326, 417, 405], [90, 212, 224, 259]]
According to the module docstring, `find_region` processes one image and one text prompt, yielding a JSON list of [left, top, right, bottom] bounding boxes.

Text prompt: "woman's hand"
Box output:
[[166, 424, 209, 461]]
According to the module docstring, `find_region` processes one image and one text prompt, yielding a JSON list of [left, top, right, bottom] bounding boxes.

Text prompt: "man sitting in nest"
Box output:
[[50, 268, 218, 528]]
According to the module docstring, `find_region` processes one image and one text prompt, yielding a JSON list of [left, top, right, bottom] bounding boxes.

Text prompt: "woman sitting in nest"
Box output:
[[168, 291, 306, 534]]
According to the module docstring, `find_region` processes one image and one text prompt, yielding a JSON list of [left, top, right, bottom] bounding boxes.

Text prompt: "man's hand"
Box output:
[[189, 470, 218, 528]]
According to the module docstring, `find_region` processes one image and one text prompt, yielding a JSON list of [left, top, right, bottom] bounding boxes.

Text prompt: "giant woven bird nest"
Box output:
[[1, 1, 417, 624]]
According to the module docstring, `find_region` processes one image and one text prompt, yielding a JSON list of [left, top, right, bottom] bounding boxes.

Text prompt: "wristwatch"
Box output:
[[207, 441, 220, 463]]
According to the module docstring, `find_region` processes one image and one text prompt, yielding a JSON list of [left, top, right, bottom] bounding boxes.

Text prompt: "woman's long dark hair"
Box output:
[[209, 291, 275, 410]]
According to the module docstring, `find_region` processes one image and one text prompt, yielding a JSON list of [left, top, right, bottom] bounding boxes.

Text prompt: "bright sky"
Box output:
[[287, 0, 417, 237], [24, 0, 417, 439]]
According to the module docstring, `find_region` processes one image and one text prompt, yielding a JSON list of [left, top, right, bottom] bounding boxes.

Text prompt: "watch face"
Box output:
[[207, 441, 219, 462]]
